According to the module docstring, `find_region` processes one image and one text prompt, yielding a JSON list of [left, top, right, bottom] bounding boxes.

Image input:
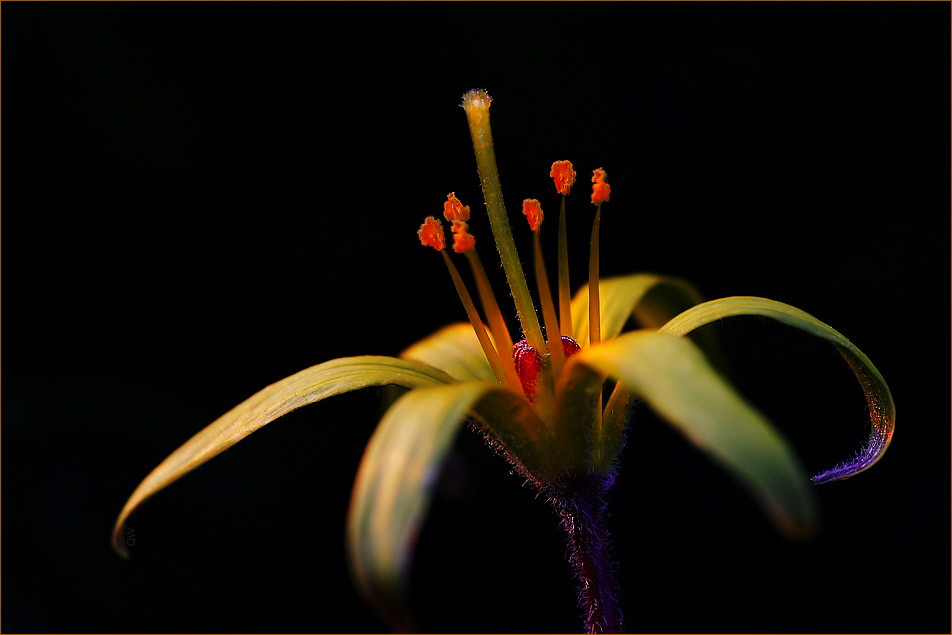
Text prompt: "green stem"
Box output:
[[462, 90, 547, 354]]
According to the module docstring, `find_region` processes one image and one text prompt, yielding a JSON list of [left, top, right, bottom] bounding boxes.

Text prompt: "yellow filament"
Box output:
[[533, 232, 566, 378], [464, 250, 524, 397], [588, 206, 602, 347], [557, 195, 573, 339], [440, 250, 508, 384]]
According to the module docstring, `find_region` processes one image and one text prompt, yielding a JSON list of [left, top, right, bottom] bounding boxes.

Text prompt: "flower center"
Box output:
[[514, 337, 581, 402], [416, 89, 609, 416]]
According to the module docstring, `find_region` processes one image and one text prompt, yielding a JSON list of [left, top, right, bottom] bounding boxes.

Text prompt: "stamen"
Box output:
[[588, 168, 609, 443], [417, 216, 446, 251], [444, 192, 471, 222], [591, 168, 610, 206], [551, 161, 576, 338], [463, 250, 522, 395], [440, 250, 509, 383], [522, 198, 544, 233], [450, 220, 476, 253], [418, 216, 507, 384], [523, 199, 566, 377], [588, 169, 609, 347], [461, 89, 547, 356], [443, 193, 522, 395], [550, 160, 576, 197], [588, 208, 602, 347]]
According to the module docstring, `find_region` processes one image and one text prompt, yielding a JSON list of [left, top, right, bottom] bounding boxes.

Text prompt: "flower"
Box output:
[[113, 89, 894, 634]]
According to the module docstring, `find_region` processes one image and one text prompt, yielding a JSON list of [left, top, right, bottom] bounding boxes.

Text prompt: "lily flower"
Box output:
[[112, 89, 894, 634]]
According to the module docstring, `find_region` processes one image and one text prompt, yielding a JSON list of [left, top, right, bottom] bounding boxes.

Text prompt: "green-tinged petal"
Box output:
[[571, 273, 707, 348], [346, 380, 544, 631], [659, 296, 895, 484], [552, 359, 604, 475], [569, 274, 720, 470], [400, 322, 495, 382], [571, 331, 817, 536], [111, 356, 455, 557]]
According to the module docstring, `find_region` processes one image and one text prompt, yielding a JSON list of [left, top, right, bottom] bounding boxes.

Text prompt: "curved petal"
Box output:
[[346, 380, 542, 631], [400, 322, 495, 382], [570, 331, 817, 537], [111, 356, 455, 557], [568, 274, 721, 474], [571, 273, 706, 347], [659, 297, 895, 484]]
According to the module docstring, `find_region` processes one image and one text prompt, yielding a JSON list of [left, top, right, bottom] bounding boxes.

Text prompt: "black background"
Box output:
[[3, 2, 949, 633]]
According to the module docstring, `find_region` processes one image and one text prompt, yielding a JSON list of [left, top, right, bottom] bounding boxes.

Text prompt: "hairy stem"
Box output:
[[547, 473, 623, 634]]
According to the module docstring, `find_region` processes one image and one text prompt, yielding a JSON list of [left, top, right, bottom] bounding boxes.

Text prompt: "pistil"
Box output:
[[461, 89, 547, 356]]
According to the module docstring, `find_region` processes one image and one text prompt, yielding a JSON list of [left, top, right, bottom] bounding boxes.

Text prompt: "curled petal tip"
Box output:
[[812, 429, 893, 484], [813, 347, 895, 484]]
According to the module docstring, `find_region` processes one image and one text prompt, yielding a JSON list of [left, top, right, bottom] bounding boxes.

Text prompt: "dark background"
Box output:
[[3, 2, 949, 633]]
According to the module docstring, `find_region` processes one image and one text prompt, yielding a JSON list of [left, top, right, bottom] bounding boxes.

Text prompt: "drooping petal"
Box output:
[[659, 296, 895, 484], [346, 380, 545, 631], [400, 322, 496, 382], [111, 356, 456, 556], [569, 331, 818, 537]]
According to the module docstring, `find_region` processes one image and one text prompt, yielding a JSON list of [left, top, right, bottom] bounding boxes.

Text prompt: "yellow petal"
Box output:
[[571, 273, 706, 348], [400, 322, 495, 381], [346, 380, 543, 631], [568, 274, 721, 474], [660, 296, 895, 483], [571, 331, 818, 537], [111, 356, 454, 557]]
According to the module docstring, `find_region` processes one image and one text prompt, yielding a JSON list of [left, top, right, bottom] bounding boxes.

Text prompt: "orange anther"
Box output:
[[521, 199, 544, 233], [450, 220, 476, 253], [418, 216, 446, 251], [591, 168, 610, 205], [444, 192, 471, 222], [550, 160, 576, 196]]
